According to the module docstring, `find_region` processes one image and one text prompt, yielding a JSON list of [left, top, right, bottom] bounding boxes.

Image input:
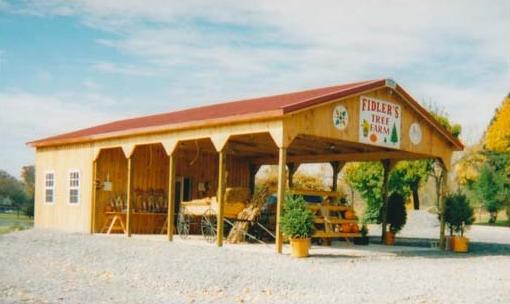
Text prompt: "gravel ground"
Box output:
[[1, 227, 509, 304]]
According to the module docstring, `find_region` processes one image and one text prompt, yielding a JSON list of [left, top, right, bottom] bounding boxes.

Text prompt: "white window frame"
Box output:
[[44, 170, 55, 204], [68, 169, 80, 205]]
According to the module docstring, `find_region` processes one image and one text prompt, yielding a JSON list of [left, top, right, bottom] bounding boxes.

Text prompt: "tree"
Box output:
[[390, 122, 398, 144], [471, 164, 508, 223], [344, 162, 384, 223], [444, 192, 475, 236], [21, 166, 35, 218], [484, 93, 510, 152], [390, 160, 433, 210], [0, 170, 28, 216]]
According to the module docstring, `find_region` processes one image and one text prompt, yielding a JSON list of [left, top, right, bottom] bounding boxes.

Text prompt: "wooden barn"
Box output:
[[29, 79, 463, 252]]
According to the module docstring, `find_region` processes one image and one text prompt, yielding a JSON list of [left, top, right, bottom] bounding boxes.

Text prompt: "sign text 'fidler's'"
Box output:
[[359, 96, 401, 148]]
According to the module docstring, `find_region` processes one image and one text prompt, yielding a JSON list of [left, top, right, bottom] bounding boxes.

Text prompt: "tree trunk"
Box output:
[[412, 187, 420, 210]]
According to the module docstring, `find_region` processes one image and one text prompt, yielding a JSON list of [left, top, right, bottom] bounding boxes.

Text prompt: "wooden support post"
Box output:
[[380, 159, 391, 242], [167, 153, 176, 241], [276, 147, 287, 254], [90, 159, 97, 234], [126, 157, 133, 237], [439, 164, 448, 250], [216, 149, 227, 247], [287, 162, 297, 189], [330, 161, 344, 192], [248, 163, 260, 195]]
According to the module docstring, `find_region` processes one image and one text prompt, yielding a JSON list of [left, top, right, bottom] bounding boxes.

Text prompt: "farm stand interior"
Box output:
[[29, 79, 462, 252]]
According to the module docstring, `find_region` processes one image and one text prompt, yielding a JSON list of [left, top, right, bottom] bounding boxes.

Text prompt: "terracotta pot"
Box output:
[[290, 238, 311, 258], [451, 236, 469, 253], [383, 231, 396, 245]]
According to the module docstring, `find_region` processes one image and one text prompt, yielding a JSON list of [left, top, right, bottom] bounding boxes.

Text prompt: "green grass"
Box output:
[[473, 220, 510, 227], [0, 213, 33, 235]]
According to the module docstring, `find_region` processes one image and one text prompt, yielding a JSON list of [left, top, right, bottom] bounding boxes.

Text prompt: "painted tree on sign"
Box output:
[[390, 122, 398, 144]]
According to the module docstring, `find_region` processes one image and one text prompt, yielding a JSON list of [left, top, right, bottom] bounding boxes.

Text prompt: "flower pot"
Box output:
[[290, 238, 310, 258], [451, 236, 469, 253], [383, 231, 396, 245]]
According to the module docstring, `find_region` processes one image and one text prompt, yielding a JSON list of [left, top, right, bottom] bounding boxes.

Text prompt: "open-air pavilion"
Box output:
[[30, 79, 463, 252]]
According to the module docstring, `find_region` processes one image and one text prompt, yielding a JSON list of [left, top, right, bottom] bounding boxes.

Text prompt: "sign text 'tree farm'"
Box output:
[[359, 96, 401, 149]]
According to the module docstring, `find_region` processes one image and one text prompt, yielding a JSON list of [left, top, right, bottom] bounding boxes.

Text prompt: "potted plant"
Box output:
[[383, 192, 407, 245], [444, 192, 474, 253], [353, 224, 369, 245], [280, 193, 314, 258]]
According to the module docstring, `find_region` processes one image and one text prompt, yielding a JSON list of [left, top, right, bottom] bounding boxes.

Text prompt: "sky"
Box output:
[[0, 0, 509, 178]]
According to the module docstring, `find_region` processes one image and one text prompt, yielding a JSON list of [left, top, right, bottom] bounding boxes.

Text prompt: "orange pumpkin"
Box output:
[[341, 223, 351, 233], [344, 210, 355, 220], [350, 224, 360, 233]]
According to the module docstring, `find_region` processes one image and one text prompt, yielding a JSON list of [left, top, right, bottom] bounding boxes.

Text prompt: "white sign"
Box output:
[[332, 105, 348, 130], [409, 122, 422, 145], [359, 96, 401, 148]]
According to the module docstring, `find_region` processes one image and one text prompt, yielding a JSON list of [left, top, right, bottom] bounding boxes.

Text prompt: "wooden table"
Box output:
[[102, 211, 168, 234]]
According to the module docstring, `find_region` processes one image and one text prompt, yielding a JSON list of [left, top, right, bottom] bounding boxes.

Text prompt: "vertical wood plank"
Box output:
[[380, 159, 390, 241], [275, 147, 287, 254], [287, 162, 297, 189], [167, 153, 176, 241], [439, 164, 448, 250], [90, 159, 97, 234], [216, 149, 226, 247], [248, 163, 260, 195], [330, 161, 344, 192], [126, 157, 132, 237]]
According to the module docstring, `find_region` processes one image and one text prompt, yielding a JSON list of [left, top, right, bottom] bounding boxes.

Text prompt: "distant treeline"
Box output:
[[0, 166, 34, 217]]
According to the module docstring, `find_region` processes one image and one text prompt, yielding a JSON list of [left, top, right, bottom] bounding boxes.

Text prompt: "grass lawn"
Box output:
[[0, 213, 33, 235]]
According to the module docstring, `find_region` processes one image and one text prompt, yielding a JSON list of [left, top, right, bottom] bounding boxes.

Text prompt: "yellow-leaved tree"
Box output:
[[485, 93, 510, 152]]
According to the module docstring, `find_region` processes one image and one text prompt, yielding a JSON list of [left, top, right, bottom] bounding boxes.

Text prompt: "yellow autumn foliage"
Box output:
[[454, 145, 486, 185], [485, 94, 510, 152]]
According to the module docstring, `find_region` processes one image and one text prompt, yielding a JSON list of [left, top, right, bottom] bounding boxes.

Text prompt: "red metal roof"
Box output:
[[29, 79, 386, 146], [28, 78, 463, 149]]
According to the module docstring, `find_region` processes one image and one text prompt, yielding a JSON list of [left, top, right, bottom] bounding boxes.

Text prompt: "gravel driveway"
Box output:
[[1, 229, 509, 304]]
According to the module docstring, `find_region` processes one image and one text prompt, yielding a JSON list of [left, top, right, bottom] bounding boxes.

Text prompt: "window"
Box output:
[[44, 172, 55, 203], [68, 170, 80, 204]]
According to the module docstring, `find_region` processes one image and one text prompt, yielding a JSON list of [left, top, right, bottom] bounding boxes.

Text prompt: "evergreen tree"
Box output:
[[390, 122, 398, 144]]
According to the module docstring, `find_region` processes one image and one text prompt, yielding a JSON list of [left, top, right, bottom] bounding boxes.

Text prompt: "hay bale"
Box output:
[[225, 187, 250, 203]]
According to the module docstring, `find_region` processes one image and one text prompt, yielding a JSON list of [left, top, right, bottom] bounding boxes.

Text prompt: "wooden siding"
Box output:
[[34, 143, 94, 232]]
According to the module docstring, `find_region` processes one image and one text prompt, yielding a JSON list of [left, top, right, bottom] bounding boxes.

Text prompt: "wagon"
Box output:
[[176, 196, 246, 242], [176, 187, 275, 243]]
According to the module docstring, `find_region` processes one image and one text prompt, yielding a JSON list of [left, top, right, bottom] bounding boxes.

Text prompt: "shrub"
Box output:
[[386, 192, 407, 233], [280, 193, 314, 239], [444, 192, 475, 237]]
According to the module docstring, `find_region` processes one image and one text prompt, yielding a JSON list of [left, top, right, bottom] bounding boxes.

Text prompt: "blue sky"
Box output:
[[0, 0, 509, 177]]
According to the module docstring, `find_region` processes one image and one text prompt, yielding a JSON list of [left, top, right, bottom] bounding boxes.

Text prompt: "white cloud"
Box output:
[[92, 61, 158, 76], [2, 0, 509, 175], [0, 91, 129, 176], [82, 79, 99, 89]]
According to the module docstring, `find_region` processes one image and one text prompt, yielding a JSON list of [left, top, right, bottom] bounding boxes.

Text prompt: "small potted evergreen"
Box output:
[[383, 192, 407, 245], [444, 192, 474, 253], [280, 193, 314, 258]]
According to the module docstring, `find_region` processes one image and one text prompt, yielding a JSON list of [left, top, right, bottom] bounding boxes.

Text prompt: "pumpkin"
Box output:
[[341, 223, 351, 233], [344, 210, 355, 219], [350, 224, 360, 233]]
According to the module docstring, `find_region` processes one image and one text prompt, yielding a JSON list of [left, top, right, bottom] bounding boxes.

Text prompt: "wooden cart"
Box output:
[[177, 196, 246, 242], [176, 187, 275, 243]]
